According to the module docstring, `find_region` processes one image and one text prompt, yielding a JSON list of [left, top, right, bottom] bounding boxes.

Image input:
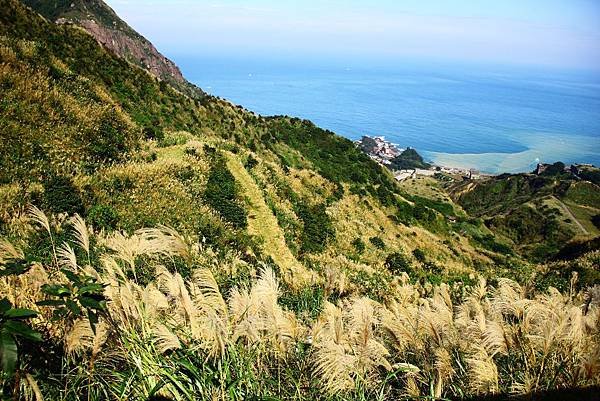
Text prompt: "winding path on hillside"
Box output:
[[224, 152, 316, 287], [553, 196, 588, 235]]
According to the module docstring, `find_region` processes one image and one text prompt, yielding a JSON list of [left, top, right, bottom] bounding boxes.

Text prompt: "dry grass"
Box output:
[[326, 187, 485, 272], [224, 152, 317, 287], [1, 210, 599, 400]]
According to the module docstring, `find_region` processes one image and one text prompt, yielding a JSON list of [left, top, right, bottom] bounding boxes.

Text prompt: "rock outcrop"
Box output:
[[23, 0, 203, 97], [64, 17, 185, 84]]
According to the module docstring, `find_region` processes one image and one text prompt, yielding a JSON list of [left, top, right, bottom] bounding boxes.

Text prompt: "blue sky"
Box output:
[[105, 0, 600, 70]]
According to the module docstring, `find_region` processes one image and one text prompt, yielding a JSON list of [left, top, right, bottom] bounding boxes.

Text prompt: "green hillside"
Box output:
[[22, 0, 204, 97], [389, 148, 431, 170], [0, 0, 598, 400], [450, 173, 600, 260]]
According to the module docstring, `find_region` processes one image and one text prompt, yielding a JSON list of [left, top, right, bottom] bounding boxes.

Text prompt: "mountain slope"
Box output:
[[1, 0, 498, 285], [22, 0, 204, 97], [224, 151, 316, 286], [1, 1, 599, 399], [450, 173, 600, 260]]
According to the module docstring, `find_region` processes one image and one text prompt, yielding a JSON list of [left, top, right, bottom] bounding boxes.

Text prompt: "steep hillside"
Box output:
[[1, 1, 598, 400], [0, 0, 497, 284], [450, 173, 600, 260], [22, 0, 204, 97]]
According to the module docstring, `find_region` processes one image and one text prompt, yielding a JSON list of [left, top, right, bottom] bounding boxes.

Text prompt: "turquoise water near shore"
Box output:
[[178, 57, 600, 173]]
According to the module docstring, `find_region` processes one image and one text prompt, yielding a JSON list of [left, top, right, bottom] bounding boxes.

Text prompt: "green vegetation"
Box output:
[[537, 249, 600, 292], [0, 298, 41, 379], [86, 204, 119, 231], [402, 193, 455, 217], [389, 148, 431, 170], [384, 251, 413, 276], [579, 169, 600, 186], [22, 0, 205, 97], [23, 0, 131, 31], [0, 1, 598, 400], [42, 174, 84, 215], [487, 205, 572, 260], [296, 202, 335, 254], [472, 234, 513, 255], [564, 181, 600, 208], [452, 173, 600, 260], [411, 248, 426, 263], [453, 174, 556, 215], [369, 236, 386, 250], [1, 209, 597, 401], [269, 118, 397, 204], [351, 237, 366, 254], [540, 161, 567, 176], [204, 156, 248, 230]]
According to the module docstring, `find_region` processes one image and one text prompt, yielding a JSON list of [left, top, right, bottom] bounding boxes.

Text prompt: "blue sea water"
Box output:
[[178, 56, 600, 174]]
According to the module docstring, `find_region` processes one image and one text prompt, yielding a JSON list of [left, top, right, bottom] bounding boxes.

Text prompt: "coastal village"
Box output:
[[355, 135, 480, 181], [356, 135, 598, 183]]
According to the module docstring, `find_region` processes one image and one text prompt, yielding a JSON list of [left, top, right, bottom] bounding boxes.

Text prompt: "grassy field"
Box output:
[[563, 200, 600, 237], [1, 209, 598, 400]]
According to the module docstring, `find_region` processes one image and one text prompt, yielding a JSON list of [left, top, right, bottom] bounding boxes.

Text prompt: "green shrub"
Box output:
[[204, 157, 247, 230], [88, 107, 136, 164], [351, 238, 366, 254], [385, 251, 414, 277], [349, 270, 393, 302], [579, 170, 600, 186], [406, 194, 455, 217], [475, 234, 513, 255], [43, 174, 84, 215], [296, 202, 334, 254], [142, 124, 163, 141], [87, 204, 119, 231], [195, 214, 257, 260], [395, 200, 414, 224], [279, 285, 324, 321], [244, 154, 259, 170], [592, 214, 600, 230], [413, 204, 436, 224], [369, 236, 385, 250], [422, 260, 443, 276], [412, 248, 426, 263]]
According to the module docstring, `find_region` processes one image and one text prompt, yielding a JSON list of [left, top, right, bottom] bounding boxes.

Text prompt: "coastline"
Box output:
[[187, 60, 600, 174], [423, 131, 600, 175], [356, 135, 489, 179], [357, 134, 599, 179]]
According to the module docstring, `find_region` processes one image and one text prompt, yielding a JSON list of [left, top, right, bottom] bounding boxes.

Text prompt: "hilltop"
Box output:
[[0, 0, 599, 400], [22, 0, 204, 98], [449, 165, 600, 261]]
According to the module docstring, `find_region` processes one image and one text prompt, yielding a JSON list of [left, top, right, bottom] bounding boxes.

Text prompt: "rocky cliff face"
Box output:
[[23, 0, 203, 97], [69, 17, 185, 83]]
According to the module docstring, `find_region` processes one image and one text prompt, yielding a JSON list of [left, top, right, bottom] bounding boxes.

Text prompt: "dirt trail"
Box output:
[[553, 196, 588, 235], [225, 152, 316, 287]]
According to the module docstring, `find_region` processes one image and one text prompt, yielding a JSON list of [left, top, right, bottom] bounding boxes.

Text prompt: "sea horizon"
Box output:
[[176, 55, 600, 174]]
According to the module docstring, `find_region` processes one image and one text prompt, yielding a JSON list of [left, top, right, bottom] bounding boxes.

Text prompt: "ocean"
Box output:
[[177, 56, 600, 174]]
